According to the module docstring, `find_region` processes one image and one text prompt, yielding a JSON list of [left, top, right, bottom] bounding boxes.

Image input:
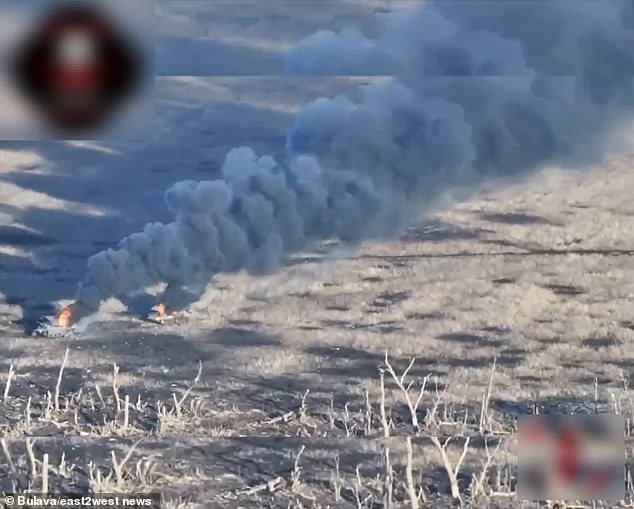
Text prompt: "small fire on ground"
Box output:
[[57, 305, 73, 328]]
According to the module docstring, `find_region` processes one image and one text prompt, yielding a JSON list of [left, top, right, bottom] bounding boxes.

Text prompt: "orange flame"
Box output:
[[57, 306, 73, 328], [156, 302, 168, 318]]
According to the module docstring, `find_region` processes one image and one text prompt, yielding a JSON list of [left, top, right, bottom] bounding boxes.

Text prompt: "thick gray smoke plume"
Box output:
[[77, 0, 634, 312]]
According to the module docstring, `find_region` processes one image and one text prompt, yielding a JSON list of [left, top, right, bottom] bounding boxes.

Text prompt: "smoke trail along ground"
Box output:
[[76, 0, 634, 313]]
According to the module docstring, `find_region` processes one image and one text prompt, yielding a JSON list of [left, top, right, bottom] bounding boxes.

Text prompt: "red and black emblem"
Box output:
[[10, 2, 142, 137]]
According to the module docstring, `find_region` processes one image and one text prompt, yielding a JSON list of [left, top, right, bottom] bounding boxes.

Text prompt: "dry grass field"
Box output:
[[1, 154, 634, 508], [0, 1, 633, 507]]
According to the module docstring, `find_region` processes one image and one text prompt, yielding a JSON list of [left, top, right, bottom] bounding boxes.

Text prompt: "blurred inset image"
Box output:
[[0, 0, 153, 139], [519, 414, 625, 501]]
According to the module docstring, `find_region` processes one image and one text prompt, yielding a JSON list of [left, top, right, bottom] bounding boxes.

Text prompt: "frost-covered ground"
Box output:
[[0, 1, 634, 507]]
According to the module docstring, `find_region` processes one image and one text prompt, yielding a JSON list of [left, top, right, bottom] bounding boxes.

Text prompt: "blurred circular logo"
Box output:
[[10, 2, 142, 137]]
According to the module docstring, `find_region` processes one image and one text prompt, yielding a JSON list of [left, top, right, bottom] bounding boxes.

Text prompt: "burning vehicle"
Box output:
[[33, 305, 76, 337], [33, 299, 192, 336], [33, 281, 198, 336], [144, 302, 192, 325]]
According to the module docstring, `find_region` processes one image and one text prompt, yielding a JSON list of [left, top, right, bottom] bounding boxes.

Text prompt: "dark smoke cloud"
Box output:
[[76, 0, 634, 312]]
